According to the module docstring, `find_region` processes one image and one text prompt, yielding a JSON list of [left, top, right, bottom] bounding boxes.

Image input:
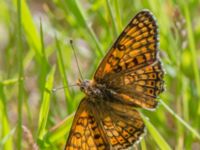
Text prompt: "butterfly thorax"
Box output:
[[77, 79, 104, 99]]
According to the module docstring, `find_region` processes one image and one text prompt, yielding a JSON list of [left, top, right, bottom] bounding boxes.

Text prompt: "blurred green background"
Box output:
[[0, 0, 200, 149]]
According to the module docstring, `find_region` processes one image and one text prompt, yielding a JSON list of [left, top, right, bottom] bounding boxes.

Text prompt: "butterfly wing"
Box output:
[[106, 61, 164, 109], [65, 98, 109, 150], [94, 10, 159, 78], [65, 97, 145, 150], [92, 99, 145, 149], [94, 10, 164, 109]]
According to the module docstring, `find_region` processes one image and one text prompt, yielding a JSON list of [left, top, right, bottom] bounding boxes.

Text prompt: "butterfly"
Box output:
[[65, 10, 165, 150]]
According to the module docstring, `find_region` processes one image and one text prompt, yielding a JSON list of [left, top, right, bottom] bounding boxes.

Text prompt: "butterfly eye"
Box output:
[[80, 86, 84, 91]]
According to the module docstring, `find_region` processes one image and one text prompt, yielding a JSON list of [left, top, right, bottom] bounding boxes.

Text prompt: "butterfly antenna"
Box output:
[[70, 40, 84, 81], [52, 84, 78, 92]]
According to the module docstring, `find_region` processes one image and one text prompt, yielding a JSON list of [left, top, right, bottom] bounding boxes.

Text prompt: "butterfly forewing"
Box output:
[[94, 10, 164, 109], [94, 10, 159, 79]]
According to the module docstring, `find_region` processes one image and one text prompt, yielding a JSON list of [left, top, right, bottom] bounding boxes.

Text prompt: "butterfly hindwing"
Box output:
[[65, 98, 109, 150], [93, 100, 145, 149], [105, 61, 164, 109], [66, 97, 145, 150]]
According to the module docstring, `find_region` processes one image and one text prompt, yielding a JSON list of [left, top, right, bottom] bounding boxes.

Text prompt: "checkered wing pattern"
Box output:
[[94, 10, 164, 109]]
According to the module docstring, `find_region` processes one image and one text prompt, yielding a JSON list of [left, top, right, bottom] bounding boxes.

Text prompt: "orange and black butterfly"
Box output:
[[65, 10, 165, 150]]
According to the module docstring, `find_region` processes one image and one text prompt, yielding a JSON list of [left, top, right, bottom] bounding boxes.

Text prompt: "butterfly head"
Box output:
[[76, 79, 102, 98], [76, 79, 91, 94]]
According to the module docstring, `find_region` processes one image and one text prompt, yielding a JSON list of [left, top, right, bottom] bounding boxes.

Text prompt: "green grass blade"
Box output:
[[140, 139, 147, 150], [43, 113, 74, 145], [160, 100, 200, 140], [142, 114, 172, 150], [0, 83, 13, 150], [13, 0, 42, 59], [55, 36, 72, 113], [38, 18, 50, 91], [2, 78, 18, 85], [113, 0, 122, 31], [184, 6, 200, 125], [0, 128, 15, 150], [37, 66, 56, 140], [16, 0, 24, 149], [61, 0, 104, 57], [106, 0, 118, 37]]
